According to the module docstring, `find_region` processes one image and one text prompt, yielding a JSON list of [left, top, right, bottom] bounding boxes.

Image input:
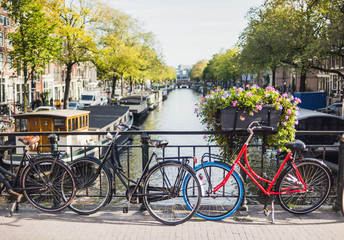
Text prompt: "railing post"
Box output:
[[47, 133, 59, 153], [335, 134, 344, 211], [140, 132, 150, 174]]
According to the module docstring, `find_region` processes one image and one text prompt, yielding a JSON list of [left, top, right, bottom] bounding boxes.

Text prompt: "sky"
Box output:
[[103, 0, 265, 68]]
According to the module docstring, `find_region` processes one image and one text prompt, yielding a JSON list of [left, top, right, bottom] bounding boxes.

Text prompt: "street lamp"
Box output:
[[9, 73, 17, 115]]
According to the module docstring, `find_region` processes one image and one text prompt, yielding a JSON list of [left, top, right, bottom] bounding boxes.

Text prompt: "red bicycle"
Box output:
[[184, 121, 332, 222]]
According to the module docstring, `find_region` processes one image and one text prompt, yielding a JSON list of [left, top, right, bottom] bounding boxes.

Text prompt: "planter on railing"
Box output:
[[220, 105, 282, 131]]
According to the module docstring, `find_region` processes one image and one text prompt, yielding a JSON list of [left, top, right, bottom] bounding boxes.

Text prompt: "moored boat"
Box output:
[[119, 96, 149, 124], [1, 105, 133, 165]]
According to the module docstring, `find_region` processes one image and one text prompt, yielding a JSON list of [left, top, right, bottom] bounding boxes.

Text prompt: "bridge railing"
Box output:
[[0, 130, 343, 209]]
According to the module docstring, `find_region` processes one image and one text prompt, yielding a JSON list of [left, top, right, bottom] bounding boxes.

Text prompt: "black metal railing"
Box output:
[[1, 130, 343, 209]]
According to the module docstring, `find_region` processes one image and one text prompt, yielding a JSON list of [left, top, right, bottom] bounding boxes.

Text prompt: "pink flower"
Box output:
[[287, 109, 292, 115], [232, 100, 238, 107], [255, 105, 262, 111], [240, 116, 245, 121], [203, 135, 207, 140]]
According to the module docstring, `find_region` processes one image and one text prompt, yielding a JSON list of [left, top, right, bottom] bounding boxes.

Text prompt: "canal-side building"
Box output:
[[0, 7, 98, 113], [271, 57, 344, 106]]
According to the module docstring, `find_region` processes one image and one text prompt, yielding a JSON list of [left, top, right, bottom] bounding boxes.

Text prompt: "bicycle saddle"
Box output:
[[18, 136, 40, 146], [284, 140, 305, 152], [149, 140, 168, 149]]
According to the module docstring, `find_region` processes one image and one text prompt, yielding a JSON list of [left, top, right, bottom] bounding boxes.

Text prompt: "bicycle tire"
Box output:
[[276, 159, 332, 214], [21, 157, 76, 212], [143, 160, 202, 225], [183, 161, 244, 220], [69, 157, 113, 215]]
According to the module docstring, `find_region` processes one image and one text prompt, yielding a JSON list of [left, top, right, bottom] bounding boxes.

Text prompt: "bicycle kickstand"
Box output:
[[8, 189, 23, 217], [271, 195, 275, 224]]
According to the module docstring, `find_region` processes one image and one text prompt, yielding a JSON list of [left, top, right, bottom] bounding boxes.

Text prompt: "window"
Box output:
[[0, 53, 4, 70], [16, 118, 28, 132], [4, 17, 10, 27], [0, 32, 4, 47], [6, 55, 12, 70], [54, 119, 65, 126], [0, 16, 3, 25]]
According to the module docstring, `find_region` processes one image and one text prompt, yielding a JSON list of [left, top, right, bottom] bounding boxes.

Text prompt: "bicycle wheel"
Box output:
[[276, 159, 331, 214], [183, 161, 244, 220], [143, 160, 202, 225], [21, 158, 76, 212], [69, 157, 112, 215]]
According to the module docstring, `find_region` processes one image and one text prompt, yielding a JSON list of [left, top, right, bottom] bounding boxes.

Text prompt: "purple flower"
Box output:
[[285, 116, 289, 120], [282, 122, 287, 126]]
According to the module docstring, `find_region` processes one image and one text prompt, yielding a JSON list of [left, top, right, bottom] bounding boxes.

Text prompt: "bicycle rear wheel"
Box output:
[[21, 158, 76, 212], [69, 157, 113, 215], [183, 162, 244, 220], [276, 159, 331, 214], [143, 160, 201, 225]]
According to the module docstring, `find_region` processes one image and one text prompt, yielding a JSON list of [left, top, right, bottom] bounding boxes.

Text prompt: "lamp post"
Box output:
[[9, 73, 17, 115]]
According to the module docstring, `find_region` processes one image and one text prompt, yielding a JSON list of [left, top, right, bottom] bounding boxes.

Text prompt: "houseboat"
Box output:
[[119, 95, 149, 123], [1, 105, 133, 165]]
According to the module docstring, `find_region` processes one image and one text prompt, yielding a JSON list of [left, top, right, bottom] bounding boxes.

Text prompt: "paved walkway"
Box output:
[[0, 203, 343, 240]]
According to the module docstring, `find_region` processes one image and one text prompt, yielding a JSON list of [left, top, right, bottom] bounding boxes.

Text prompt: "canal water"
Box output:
[[117, 88, 277, 203]]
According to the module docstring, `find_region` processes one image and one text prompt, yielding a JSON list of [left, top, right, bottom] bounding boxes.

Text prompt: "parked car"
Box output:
[[68, 102, 84, 110], [316, 102, 342, 115], [34, 106, 56, 112]]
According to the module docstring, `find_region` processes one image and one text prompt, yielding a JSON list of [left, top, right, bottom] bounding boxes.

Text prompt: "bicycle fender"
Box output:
[[299, 158, 333, 184], [277, 158, 334, 186]]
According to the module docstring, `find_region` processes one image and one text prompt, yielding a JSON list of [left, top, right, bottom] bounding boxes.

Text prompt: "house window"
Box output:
[[0, 53, 4, 70], [4, 17, 10, 27], [0, 32, 4, 47], [6, 55, 12, 70]]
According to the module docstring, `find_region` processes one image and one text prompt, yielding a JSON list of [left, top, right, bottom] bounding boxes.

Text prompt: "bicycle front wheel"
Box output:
[[184, 162, 244, 220], [69, 157, 113, 215], [276, 160, 331, 214], [21, 158, 76, 212], [143, 161, 202, 225]]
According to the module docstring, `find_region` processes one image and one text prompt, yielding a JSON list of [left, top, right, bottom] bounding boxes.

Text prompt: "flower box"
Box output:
[[220, 105, 282, 131]]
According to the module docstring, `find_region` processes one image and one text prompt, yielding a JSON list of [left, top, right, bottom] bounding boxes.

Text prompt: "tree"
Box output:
[[307, 0, 344, 79], [52, 0, 97, 109], [2, 0, 60, 112], [190, 60, 207, 82]]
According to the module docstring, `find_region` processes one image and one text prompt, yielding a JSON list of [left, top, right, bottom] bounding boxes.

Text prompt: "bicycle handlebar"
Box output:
[[247, 121, 274, 132], [106, 122, 140, 140]]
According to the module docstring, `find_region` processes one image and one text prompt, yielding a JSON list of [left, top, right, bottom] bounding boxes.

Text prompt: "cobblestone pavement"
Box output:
[[0, 204, 344, 240]]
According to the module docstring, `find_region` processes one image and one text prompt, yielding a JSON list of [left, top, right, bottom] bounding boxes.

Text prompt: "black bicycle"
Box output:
[[68, 123, 202, 225], [0, 136, 76, 215]]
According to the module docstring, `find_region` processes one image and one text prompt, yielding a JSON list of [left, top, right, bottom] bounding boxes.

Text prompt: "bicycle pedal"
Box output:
[[123, 207, 128, 213], [263, 207, 270, 217]]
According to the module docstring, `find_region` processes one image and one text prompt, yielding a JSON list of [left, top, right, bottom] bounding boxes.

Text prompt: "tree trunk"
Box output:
[[120, 73, 124, 97], [300, 68, 307, 92], [272, 69, 276, 87], [63, 63, 73, 109], [111, 74, 118, 98], [23, 62, 29, 112]]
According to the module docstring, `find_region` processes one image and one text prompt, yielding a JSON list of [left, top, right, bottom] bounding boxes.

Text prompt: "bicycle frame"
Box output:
[[0, 150, 33, 191], [213, 128, 308, 196], [96, 130, 195, 202]]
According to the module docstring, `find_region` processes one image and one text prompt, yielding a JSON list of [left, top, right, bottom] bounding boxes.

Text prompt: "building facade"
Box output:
[[0, 7, 97, 113]]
